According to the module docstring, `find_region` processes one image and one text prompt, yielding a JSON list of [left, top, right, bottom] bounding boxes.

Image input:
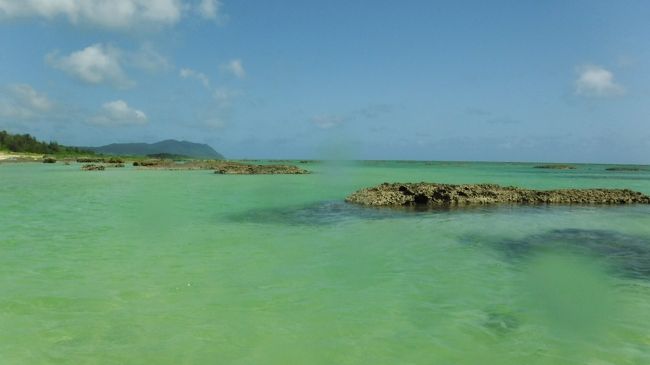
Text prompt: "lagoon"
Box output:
[[1, 161, 649, 364]]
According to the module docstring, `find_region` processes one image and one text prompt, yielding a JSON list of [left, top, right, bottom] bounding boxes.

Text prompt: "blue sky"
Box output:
[[0, 0, 649, 163]]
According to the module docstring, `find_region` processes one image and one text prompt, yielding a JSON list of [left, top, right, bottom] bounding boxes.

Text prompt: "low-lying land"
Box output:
[[346, 182, 650, 207], [133, 159, 309, 174], [533, 164, 576, 170], [606, 166, 647, 172]]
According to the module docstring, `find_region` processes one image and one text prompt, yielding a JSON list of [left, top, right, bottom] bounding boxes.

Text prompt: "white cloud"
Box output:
[[89, 100, 147, 126], [180, 68, 210, 88], [47, 44, 134, 88], [0, 0, 183, 30], [198, 0, 220, 19], [575, 65, 625, 97], [221, 59, 246, 78], [0, 84, 53, 119], [312, 115, 344, 129]]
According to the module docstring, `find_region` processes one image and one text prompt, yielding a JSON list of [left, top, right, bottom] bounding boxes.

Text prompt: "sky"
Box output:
[[0, 0, 649, 163]]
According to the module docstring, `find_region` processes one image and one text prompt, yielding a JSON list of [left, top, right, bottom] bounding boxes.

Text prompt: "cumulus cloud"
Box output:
[[0, 84, 53, 119], [575, 65, 625, 97], [47, 44, 133, 88], [220, 59, 246, 78], [180, 68, 210, 88], [312, 115, 344, 129], [0, 0, 183, 30], [89, 100, 147, 126]]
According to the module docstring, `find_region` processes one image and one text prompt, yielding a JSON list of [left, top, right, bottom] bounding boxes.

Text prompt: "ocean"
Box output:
[[1, 161, 649, 364]]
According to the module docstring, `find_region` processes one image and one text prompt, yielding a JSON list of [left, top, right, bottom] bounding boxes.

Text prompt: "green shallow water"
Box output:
[[1, 161, 650, 364]]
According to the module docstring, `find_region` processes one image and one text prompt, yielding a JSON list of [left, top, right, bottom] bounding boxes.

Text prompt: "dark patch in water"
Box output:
[[227, 201, 423, 225], [483, 308, 520, 336], [477, 229, 650, 280], [227, 200, 522, 226]]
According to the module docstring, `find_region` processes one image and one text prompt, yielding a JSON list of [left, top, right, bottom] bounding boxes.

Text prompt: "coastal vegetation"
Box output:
[[0, 130, 93, 156]]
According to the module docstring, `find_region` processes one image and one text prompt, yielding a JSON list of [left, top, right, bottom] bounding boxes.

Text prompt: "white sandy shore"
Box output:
[[0, 152, 41, 161]]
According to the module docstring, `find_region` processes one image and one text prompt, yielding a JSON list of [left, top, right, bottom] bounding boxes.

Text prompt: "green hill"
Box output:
[[84, 140, 224, 159]]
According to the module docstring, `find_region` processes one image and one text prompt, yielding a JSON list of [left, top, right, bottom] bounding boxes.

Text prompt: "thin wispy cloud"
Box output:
[[180, 68, 210, 88], [575, 65, 625, 97], [312, 115, 344, 129], [221, 59, 246, 79], [129, 44, 171, 73], [0, 84, 53, 119], [89, 100, 147, 126]]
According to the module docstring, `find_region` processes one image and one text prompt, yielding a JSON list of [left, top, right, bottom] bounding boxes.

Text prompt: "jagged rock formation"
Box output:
[[346, 182, 650, 207], [81, 164, 105, 171]]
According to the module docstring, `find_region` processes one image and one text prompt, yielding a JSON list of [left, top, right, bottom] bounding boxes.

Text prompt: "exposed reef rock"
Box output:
[[81, 164, 105, 171], [133, 159, 162, 167], [107, 157, 124, 164], [77, 157, 105, 163], [131, 159, 309, 174], [42, 157, 56, 163], [534, 164, 576, 170], [213, 162, 309, 175], [606, 166, 646, 172], [345, 182, 650, 207]]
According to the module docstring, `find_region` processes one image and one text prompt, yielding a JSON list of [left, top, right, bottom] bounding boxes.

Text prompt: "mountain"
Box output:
[[84, 139, 224, 159]]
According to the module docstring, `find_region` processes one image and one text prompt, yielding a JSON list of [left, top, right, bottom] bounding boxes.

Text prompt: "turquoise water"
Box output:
[[1, 161, 650, 364]]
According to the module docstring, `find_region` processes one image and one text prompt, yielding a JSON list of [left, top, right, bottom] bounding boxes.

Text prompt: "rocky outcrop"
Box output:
[[77, 157, 105, 163], [213, 162, 309, 175], [81, 164, 105, 171], [107, 157, 124, 164], [346, 182, 650, 207], [606, 167, 646, 172], [534, 164, 576, 170], [131, 159, 309, 174], [133, 159, 166, 167], [42, 157, 56, 163]]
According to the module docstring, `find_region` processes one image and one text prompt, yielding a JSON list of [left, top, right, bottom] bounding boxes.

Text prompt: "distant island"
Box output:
[[82, 140, 224, 159]]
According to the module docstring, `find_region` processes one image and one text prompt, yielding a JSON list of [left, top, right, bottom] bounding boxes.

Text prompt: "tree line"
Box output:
[[0, 130, 92, 155]]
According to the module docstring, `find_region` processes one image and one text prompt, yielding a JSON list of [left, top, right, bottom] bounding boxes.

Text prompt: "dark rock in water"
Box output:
[[606, 166, 646, 172], [133, 159, 165, 167], [346, 183, 650, 207], [107, 157, 124, 164], [228, 201, 407, 226], [534, 164, 576, 170], [110, 163, 125, 168], [81, 164, 105, 171], [42, 157, 56, 163], [213, 162, 309, 175], [77, 157, 105, 163], [493, 229, 650, 280]]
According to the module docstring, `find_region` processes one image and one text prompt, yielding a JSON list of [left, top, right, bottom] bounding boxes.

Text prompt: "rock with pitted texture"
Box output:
[[81, 164, 105, 171], [346, 182, 650, 207]]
